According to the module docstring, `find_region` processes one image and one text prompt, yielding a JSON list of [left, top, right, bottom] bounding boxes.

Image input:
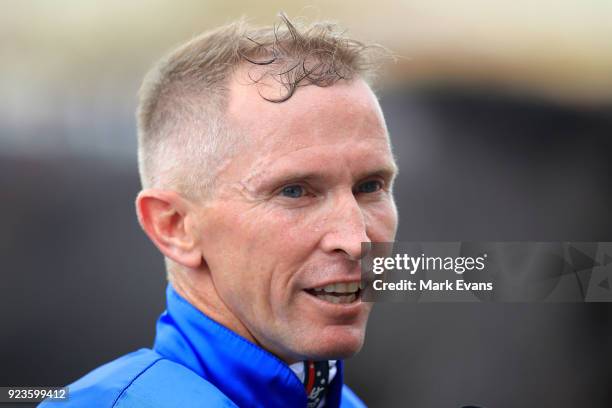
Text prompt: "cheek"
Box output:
[[229, 207, 317, 292], [202, 208, 275, 296], [251, 205, 324, 252], [364, 199, 398, 241]]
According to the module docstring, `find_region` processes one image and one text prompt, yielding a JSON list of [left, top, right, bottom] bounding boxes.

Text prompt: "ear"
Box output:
[[135, 189, 202, 269]]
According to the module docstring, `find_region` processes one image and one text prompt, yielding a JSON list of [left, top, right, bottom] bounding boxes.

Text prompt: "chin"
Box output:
[[302, 326, 367, 360]]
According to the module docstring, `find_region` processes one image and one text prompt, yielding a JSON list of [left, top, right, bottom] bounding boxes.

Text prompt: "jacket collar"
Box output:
[[153, 284, 345, 408]]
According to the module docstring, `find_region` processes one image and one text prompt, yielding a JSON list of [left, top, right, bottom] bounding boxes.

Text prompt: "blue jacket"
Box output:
[[39, 285, 366, 407]]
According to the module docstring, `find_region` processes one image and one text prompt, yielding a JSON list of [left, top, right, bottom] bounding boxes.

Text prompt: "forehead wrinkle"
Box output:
[[240, 137, 394, 194], [222, 75, 393, 196]]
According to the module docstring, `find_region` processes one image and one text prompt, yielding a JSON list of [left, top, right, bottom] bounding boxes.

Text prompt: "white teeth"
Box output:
[[309, 281, 360, 305], [316, 282, 359, 294]]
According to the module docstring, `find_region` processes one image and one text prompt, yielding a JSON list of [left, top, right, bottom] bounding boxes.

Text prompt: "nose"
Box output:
[[319, 192, 371, 261]]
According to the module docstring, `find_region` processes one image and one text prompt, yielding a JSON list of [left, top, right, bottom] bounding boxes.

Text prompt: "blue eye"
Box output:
[[280, 185, 305, 198], [357, 180, 382, 194]]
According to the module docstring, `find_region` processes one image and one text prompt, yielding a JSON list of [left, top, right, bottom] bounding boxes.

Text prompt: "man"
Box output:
[[41, 13, 398, 408]]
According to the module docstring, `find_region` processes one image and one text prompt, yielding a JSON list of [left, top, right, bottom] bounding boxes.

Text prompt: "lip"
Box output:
[[304, 278, 362, 291], [301, 288, 365, 318]]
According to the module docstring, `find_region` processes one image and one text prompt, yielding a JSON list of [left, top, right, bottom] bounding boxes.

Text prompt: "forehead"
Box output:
[[227, 67, 386, 137], [221, 68, 394, 183]]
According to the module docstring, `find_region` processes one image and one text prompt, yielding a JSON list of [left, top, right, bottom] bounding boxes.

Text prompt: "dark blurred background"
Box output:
[[1, 1, 611, 407]]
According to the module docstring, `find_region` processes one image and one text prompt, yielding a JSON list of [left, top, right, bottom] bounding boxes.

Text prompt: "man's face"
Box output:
[[194, 73, 398, 363]]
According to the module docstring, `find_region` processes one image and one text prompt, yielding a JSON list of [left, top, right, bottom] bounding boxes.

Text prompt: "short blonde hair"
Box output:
[[136, 13, 388, 200]]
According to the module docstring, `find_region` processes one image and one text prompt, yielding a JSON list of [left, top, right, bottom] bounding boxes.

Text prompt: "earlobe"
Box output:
[[135, 189, 202, 269]]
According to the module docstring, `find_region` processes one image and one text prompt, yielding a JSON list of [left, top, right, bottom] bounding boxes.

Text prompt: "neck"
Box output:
[[170, 266, 260, 348]]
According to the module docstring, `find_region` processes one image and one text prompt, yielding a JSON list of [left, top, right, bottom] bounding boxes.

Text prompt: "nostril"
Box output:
[[333, 247, 362, 261]]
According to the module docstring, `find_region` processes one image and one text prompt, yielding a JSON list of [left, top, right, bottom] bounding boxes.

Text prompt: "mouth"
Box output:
[[305, 281, 363, 305]]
